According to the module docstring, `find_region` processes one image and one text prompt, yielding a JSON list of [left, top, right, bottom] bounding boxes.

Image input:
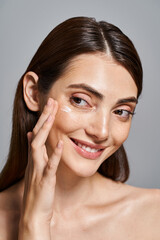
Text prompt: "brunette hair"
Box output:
[[0, 16, 143, 191]]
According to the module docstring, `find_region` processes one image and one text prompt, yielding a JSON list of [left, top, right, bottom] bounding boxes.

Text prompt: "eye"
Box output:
[[114, 109, 135, 120], [70, 96, 89, 107]]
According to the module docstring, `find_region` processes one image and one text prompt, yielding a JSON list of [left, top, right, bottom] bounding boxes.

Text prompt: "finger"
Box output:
[[32, 98, 58, 136], [23, 133, 33, 205], [31, 112, 56, 151], [27, 131, 33, 143], [27, 132, 34, 167], [29, 110, 58, 178], [43, 140, 63, 182], [25, 132, 33, 181], [27, 132, 32, 155]]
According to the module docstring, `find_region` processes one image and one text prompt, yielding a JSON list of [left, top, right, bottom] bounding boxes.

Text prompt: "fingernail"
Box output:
[[57, 140, 63, 149], [47, 114, 53, 122], [47, 98, 53, 106], [27, 132, 32, 142]]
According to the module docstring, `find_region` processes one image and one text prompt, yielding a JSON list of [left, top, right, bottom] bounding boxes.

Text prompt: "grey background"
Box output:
[[0, 0, 159, 188]]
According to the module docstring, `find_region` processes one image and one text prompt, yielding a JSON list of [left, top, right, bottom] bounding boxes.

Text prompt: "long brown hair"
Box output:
[[0, 17, 143, 191]]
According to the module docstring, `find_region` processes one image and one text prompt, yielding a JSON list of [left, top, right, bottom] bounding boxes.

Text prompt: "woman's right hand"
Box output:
[[18, 98, 63, 240]]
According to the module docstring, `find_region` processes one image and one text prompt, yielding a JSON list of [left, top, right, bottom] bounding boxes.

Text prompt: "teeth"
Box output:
[[77, 142, 99, 153]]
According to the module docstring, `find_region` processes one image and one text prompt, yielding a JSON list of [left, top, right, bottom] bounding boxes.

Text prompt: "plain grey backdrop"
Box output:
[[0, 0, 159, 188]]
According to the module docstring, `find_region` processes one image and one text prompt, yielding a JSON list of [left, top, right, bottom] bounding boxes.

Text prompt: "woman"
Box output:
[[0, 17, 159, 240]]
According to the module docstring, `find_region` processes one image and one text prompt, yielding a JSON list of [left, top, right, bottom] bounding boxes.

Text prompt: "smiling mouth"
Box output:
[[72, 139, 101, 153], [70, 138, 105, 159]]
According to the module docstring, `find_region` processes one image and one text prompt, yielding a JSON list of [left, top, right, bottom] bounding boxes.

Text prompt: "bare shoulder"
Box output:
[[123, 184, 160, 238], [0, 181, 23, 240], [0, 189, 11, 239], [94, 175, 160, 239], [125, 184, 160, 214]]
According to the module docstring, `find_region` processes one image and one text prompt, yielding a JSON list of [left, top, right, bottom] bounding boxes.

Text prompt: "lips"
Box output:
[[70, 138, 105, 160]]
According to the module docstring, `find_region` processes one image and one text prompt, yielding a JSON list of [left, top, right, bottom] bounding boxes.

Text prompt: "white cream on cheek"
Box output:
[[58, 104, 97, 127], [60, 105, 72, 113], [58, 105, 83, 125]]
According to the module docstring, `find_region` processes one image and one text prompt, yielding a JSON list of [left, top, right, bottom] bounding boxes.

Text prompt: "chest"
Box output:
[[50, 211, 152, 240], [3, 206, 156, 240]]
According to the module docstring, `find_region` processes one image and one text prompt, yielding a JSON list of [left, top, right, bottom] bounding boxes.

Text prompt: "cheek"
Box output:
[[46, 106, 79, 153], [52, 104, 86, 133], [111, 122, 131, 146]]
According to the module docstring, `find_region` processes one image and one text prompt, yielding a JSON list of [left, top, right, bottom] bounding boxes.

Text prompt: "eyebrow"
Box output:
[[67, 83, 104, 100], [116, 97, 138, 105], [67, 83, 138, 104]]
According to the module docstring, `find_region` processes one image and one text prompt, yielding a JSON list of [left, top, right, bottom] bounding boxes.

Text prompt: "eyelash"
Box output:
[[113, 109, 135, 120], [70, 96, 90, 108]]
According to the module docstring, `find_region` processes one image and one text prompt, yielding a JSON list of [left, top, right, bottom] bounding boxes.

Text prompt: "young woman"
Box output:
[[0, 17, 159, 240]]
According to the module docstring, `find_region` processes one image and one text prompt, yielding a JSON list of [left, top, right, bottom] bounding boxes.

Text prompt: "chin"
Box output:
[[73, 167, 97, 178], [61, 154, 101, 178]]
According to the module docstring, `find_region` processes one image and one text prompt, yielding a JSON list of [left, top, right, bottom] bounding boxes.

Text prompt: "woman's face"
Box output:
[[45, 53, 138, 177]]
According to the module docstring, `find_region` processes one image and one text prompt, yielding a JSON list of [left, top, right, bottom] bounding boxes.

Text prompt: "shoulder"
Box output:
[[90, 176, 160, 239], [124, 184, 160, 212], [0, 181, 23, 240], [119, 183, 160, 216], [109, 182, 160, 238], [0, 190, 11, 239], [123, 184, 160, 237]]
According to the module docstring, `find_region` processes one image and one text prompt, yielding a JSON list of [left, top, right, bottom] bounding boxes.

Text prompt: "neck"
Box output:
[[54, 161, 97, 212]]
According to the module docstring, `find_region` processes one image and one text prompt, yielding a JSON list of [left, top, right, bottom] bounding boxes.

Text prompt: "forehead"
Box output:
[[55, 53, 138, 99]]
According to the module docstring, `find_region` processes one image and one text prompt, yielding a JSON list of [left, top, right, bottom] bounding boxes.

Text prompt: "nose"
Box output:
[[85, 110, 110, 142]]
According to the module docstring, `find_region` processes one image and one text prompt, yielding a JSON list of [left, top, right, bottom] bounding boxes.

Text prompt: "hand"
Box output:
[[19, 98, 63, 239]]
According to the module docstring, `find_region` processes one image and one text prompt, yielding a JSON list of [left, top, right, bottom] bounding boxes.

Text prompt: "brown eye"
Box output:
[[73, 97, 83, 104], [115, 109, 128, 116], [114, 109, 135, 119], [70, 96, 89, 107]]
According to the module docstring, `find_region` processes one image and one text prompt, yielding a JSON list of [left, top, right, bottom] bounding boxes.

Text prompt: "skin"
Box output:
[[0, 53, 160, 240]]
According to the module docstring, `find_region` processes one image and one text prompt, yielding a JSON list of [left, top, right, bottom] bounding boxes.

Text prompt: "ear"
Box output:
[[23, 71, 40, 111]]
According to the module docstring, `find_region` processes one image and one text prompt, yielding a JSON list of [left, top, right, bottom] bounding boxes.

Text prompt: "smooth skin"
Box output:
[[0, 54, 160, 240]]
